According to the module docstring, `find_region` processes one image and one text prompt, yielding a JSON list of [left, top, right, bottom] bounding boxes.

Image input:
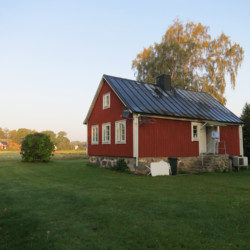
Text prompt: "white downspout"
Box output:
[[133, 114, 139, 167], [239, 125, 244, 156], [86, 123, 88, 155]]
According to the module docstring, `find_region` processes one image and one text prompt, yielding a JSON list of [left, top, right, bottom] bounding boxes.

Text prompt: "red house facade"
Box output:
[[84, 74, 244, 173], [0, 141, 7, 150], [87, 81, 133, 158]]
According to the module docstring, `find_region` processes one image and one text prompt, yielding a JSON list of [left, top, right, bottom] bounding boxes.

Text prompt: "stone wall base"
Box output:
[[137, 157, 169, 174], [89, 154, 231, 175], [178, 154, 231, 174], [89, 156, 136, 172]]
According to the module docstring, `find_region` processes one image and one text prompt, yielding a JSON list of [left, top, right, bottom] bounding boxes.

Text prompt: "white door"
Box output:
[[199, 125, 207, 154], [206, 126, 214, 153]]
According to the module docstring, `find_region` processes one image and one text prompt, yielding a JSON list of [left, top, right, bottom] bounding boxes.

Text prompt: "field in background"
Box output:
[[0, 150, 87, 161], [54, 150, 86, 154], [0, 159, 250, 249]]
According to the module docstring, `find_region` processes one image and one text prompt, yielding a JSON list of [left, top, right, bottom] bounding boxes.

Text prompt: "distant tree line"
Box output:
[[0, 128, 85, 150]]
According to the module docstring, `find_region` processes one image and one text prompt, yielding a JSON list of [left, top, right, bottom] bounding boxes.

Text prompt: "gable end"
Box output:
[[83, 76, 130, 124]]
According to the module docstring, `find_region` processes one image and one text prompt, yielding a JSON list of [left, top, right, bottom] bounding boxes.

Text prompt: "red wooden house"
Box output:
[[0, 141, 7, 150], [84, 74, 245, 173]]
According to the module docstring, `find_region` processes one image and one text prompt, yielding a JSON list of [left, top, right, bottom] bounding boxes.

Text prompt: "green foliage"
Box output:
[[0, 128, 9, 139], [56, 131, 73, 150], [3, 128, 9, 139], [241, 103, 250, 158], [0, 127, 84, 151], [16, 128, 35, 144], [41, 130, 57, 143], [113, 158, 129, 172], [8, 130, 17, 142], [0, 128, 4, 139], [20, 133, 55, 162], [71, 141, 86, 150], [132, 19, 244, 105]]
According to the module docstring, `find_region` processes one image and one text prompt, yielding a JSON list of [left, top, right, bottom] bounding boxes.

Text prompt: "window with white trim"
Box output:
[[191, 122, 199, 141], [91, 125, 99, 144], [103, 93, 110, 109], [102, 123, 111, 144], [115, 120, 126, 144]]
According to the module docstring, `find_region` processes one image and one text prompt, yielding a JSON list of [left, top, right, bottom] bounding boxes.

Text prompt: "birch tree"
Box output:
[[132, 20, 244, 104]]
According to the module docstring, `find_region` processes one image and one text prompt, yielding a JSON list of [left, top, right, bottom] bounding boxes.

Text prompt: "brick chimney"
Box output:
[[156, 74, 171, 91]]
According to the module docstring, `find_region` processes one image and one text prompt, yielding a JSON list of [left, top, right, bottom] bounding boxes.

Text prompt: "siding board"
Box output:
[[88, 81, 133, 157], [220, 125, 240, 156], [139, 118, 199, 157]]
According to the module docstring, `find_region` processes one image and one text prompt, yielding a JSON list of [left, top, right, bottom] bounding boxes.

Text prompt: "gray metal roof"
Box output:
[[103, 74, 243, 124]]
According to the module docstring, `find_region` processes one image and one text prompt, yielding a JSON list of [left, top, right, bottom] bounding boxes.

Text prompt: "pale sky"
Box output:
[[1, 0, 250, 141]]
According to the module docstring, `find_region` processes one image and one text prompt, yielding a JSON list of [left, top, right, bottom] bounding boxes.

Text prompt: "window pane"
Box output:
[[193, 125, 197, 138], [106, 126, 109, 141], [121, 124, 125, 141], [103, 94, 110, 108], [92, 126, 98, 143], [95, 128, 98, 142], [103, 124, 110, 143], [115, 121, 126, 143], [118, 124, 121, 141]]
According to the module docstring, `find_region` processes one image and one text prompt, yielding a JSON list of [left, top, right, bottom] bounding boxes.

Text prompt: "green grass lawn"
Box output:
[[0, 151, 87, 161], [0, 160, 250, 249]]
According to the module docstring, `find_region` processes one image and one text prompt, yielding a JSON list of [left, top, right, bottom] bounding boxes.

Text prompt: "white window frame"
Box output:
[[115, 120, 126, 144], [191, 122, 199, 141], [103, 93, 110, 109], [102, 123, 111, 144], [91, 125, 99, 144]]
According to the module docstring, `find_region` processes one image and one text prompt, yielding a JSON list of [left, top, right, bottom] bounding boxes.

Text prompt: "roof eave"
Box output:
[[137, 112, 243, 125], [83, 77, 105, 125], [83, 75, 133, 125]]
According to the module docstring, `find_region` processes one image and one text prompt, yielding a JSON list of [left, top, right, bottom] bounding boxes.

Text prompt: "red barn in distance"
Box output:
[[0, 141, 7, 150], [84, 74, 246, 174]]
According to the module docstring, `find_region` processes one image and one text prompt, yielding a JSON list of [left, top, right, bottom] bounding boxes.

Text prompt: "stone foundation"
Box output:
[[89, 154, 231, 175], [178, 154, 231, 174], [137, 157, 169, 174], [89, 156, 136, 172]]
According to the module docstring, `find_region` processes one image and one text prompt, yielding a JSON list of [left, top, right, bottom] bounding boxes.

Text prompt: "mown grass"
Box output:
[[0, 151, 87, 161], [0, 160, 250, 249]]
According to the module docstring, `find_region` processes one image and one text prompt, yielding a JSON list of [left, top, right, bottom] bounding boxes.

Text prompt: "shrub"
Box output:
[[20, 133, 55, 162], [241, 103, 250, 159], [113, 159, 129, 172]]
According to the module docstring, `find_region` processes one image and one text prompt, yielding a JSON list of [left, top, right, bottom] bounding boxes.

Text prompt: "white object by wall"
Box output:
[[150, 161, 171, 176]]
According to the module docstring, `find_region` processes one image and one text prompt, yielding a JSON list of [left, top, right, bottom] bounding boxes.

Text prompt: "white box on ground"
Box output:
[[150, 161, 171, 176]]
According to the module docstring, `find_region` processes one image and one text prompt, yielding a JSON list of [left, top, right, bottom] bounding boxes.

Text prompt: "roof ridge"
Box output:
[[84, 74, 242, 124], [103, 74, 146, 84], [104, 74, 209, 94]]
